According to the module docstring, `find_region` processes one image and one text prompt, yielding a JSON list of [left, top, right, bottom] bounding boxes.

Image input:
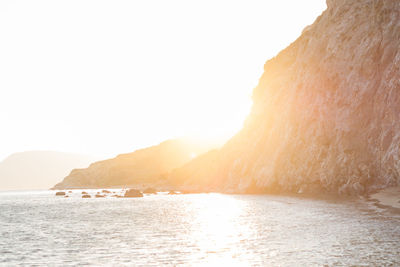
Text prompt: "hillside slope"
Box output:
[[53, 139, 218, 189], [170, 0, 400, 195]]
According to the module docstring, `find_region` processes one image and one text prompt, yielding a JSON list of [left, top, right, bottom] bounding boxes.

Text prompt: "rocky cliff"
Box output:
[[53, 139, 218, 189], [170, 0, 400, 195]]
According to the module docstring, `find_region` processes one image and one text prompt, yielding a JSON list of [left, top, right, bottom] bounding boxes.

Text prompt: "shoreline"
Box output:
[[48, 184, 400, 209], [367, 186, 400, 213], [7, 186, 400, 213]]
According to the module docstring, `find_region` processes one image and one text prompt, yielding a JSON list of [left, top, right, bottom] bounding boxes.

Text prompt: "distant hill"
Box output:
[[53, 139, 219, 189], [0, 151, 99, 191]]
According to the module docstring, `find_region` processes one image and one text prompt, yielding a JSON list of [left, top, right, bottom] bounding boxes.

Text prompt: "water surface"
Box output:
[[0, 190, 399, 266]]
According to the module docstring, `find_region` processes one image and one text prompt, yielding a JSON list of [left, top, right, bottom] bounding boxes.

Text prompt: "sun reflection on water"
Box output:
[[189, 194, 251, 266], [2, 192, 400, 266]]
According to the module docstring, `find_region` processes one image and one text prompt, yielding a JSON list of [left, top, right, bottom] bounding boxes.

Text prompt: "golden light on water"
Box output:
[[189, 194, 251, 266]]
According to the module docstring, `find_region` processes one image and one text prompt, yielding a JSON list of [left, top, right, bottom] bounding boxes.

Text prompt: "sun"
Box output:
[[179, 92, 253, 144]]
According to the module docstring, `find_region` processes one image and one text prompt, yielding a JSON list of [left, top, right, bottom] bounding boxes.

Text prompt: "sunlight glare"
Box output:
[[190, 194, 252, 265], [0, 0, 327, 159]]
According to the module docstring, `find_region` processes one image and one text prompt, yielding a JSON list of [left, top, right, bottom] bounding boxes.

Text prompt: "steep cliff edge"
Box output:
[[170, 0, 400, 195], [53, 139, 217, 189]]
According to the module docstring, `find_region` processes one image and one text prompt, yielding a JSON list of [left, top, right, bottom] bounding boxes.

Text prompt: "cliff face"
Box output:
[[53, 139, 217, 189], [171, 0, 400, 195]]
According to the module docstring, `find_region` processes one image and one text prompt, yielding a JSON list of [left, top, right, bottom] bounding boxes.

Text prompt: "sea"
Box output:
[[0, 190, 399, 266]]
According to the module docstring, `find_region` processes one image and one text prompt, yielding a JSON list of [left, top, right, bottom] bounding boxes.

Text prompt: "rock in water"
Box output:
[[143, 187, 157, 194], [169, 0, 400, 195], [55, 191, 66, 196], [82, 194, 91, 198], [124, 189, 143, 198]]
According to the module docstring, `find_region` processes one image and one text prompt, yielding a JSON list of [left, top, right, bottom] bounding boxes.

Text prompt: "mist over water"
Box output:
[[0, 191, 399, 266]]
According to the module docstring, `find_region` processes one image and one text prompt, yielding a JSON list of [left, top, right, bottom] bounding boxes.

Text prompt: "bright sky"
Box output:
[[0, 0, 326, 161]]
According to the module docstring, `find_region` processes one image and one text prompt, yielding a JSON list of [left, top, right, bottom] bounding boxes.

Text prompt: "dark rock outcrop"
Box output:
[[143, 187, 157, 194], [124, 189, 143, 198], [169, 0, 400, 196]]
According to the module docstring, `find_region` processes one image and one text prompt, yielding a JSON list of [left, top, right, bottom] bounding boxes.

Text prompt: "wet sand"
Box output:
[[369, 186, 400, 211]]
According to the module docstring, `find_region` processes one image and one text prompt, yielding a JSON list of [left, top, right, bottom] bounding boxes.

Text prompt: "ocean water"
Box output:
[[0, 190, 399, 266]]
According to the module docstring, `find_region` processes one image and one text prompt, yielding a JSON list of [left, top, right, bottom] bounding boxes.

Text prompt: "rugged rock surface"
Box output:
[[170, 0, 400, 195], [53, 139, 218, 189]]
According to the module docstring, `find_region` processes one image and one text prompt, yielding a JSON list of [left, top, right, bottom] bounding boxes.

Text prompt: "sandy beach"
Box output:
[[369, 186, 400, 210]]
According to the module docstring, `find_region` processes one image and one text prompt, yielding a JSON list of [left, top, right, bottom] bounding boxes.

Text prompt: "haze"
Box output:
[[0, 0, 326, 161]]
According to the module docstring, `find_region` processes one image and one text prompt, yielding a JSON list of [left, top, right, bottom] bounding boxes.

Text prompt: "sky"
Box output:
[[0, 0, 326, 161]]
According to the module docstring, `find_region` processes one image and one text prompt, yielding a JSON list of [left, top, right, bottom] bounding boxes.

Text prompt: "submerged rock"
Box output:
[[55, 191, 66, 196], [124, 189, 143, 198], [95, 194, 105, 198], [82, 194, 91, 198], [81, 191, 88, 194], [102, 190, 111, 194]]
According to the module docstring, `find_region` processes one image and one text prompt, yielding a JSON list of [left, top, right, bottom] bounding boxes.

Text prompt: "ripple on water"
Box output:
[[0, 191, 399, 266]]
